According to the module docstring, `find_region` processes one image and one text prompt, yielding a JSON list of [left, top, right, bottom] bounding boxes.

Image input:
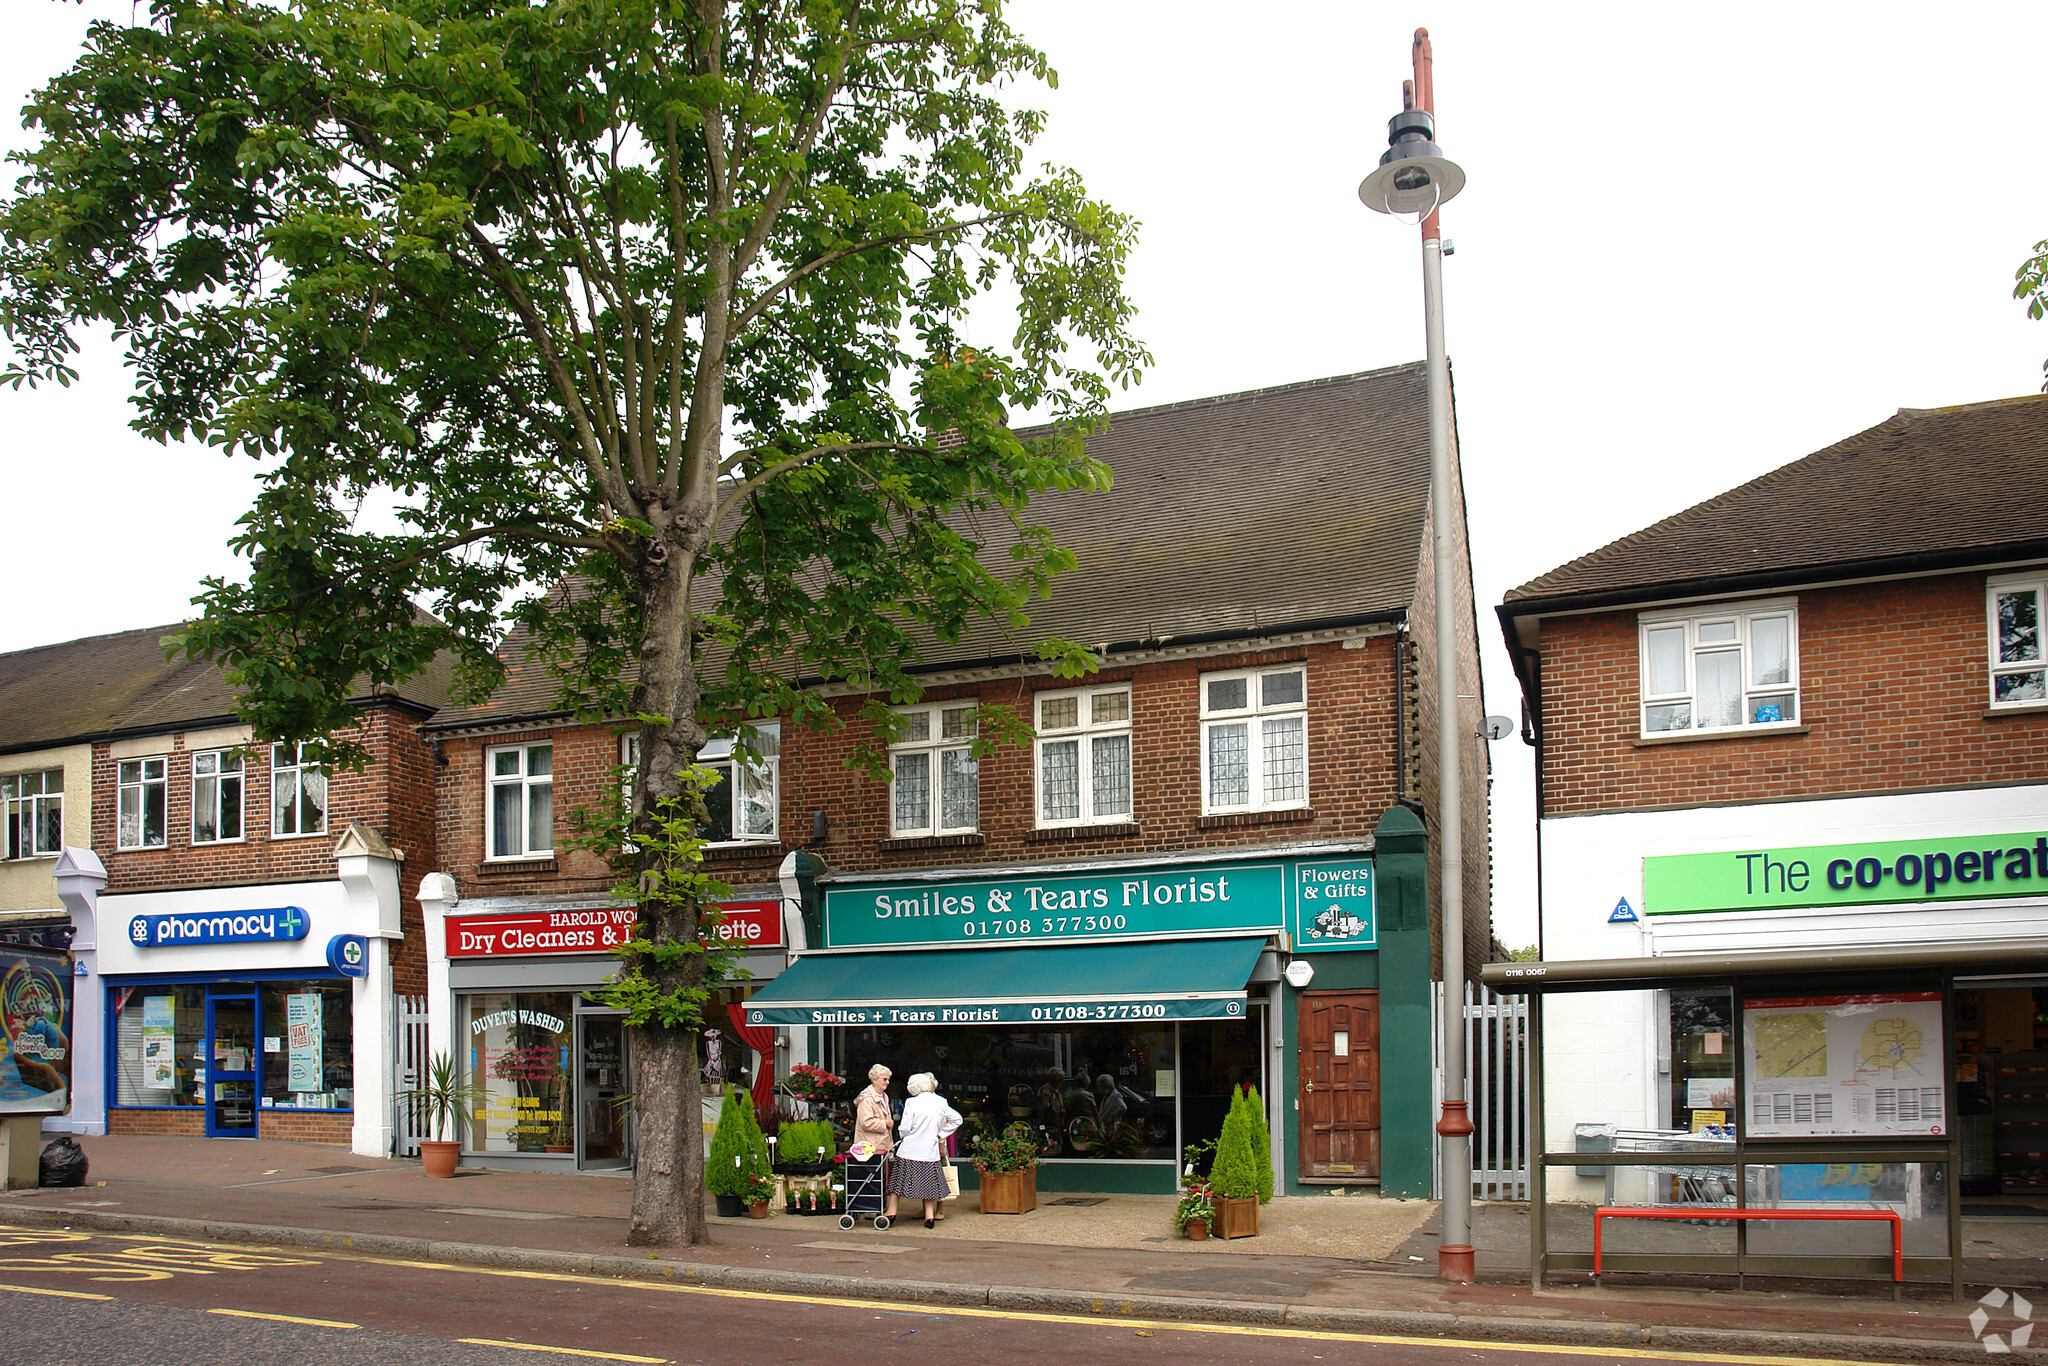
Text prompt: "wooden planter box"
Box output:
[[977, 1167, 1038, 1215], [1214, 1195, 1259, 1239]]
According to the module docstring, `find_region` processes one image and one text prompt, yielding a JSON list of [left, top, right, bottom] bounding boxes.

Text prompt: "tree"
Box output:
[[0, 0, 1145, 1245], [2020, 237, 2048, 387]]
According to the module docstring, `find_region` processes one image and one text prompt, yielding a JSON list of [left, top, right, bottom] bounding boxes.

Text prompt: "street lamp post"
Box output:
[[1358, 27, 1475, 1285]]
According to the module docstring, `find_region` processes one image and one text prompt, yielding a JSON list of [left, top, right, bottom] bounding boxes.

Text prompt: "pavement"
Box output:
[[1, 1135, 2044, 1363]]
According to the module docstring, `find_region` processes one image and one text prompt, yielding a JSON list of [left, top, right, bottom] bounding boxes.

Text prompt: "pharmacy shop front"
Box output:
[[425, 890, 787, 1170], [743, 841, 1435, 1196]]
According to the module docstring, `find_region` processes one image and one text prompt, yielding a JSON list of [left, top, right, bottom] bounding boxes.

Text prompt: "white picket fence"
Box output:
[[1435, 980, 1530, 1200], [392, 993, 430, 1157]]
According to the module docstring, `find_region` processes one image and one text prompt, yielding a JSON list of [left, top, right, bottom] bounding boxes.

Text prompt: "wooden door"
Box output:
[[1298, 991, 1380, 1180]]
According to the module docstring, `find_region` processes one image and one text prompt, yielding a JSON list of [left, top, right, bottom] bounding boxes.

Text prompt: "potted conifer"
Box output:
[[1208, 1087, 1264, 1238], [706, 1085, 758, 1216]]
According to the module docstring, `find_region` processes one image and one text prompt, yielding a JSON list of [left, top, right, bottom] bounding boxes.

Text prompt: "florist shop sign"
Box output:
[[821, 856, 1375, 951]]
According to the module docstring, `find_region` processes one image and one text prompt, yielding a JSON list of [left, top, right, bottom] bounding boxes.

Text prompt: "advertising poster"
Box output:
[[142, 994, 176, 1090], [286, 992, 323, 1093], [1743, 991, 1945, 1138], [0, 944, 73, 1113]]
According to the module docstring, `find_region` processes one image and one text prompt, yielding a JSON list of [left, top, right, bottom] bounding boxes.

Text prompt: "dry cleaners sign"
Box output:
[[129, 906, 311, 947]]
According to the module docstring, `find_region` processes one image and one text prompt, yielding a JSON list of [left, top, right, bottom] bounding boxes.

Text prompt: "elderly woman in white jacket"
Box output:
[[885, 1072, 962, 1228]]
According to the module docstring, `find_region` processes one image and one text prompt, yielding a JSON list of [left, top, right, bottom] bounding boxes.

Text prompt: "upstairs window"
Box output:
[[1639, 602, 1800, 735], [117, 756, 168, 850], [272, 743, 329, 837], [2, 770, 62, 860], [1036, 686, 1132, 826], [1201, 666, 1308, 813], [191, 750, 245, 844], [487, 742, 553, 859], [700, 724, 780, 844], [890, 704, 978, 836], [1990, 575, 2046, 707]]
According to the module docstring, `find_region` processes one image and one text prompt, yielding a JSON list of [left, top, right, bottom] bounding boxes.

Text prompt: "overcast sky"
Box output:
[[5, 3, 2046, 947]]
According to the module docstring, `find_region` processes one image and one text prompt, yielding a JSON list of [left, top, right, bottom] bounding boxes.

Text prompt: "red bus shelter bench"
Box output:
[[1592, 1206, 1903, 1283]]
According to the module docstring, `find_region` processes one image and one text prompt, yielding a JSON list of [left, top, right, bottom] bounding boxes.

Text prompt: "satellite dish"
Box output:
[[1482, 714, 1515, 742]]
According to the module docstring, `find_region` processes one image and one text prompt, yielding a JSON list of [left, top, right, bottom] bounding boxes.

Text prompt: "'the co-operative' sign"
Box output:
[[129, 906, 311, 947], [1645, 832, 2048, 915]]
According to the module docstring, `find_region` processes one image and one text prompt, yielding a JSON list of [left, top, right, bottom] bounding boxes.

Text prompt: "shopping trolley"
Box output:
[[839, 1150, 892, 1230]]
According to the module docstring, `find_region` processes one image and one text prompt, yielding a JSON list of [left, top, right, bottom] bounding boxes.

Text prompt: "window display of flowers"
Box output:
[[783, 1063, 844, 1101]]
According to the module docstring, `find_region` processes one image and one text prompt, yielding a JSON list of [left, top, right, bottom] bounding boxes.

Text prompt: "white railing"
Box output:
[[1435, 980, 1530, 1201]]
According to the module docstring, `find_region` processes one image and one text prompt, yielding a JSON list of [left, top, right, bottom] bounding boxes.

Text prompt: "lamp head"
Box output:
[[1358, 107, 1465, 216]]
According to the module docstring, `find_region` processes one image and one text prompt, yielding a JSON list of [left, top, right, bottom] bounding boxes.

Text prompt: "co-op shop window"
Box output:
[[1989, 573, 2047, 707], [1639, 601, 1800, 735]]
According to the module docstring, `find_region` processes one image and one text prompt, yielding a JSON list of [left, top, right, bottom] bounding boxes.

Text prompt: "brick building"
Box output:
[[418, 364, 1492, 1197], [0, 624, 450, 1153], [1494, 395, 2048, 1236]]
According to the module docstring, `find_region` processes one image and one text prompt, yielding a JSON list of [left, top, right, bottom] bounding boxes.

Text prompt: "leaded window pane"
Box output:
[[1040, 739, 1080, 821], [1262, 670, 1305, 707], [894, 751, 930, 832], [1090, 691, 1129, 725], [940, 749, 978, 829], [1751, 616, 1791, 687], [1262, 715, 1306, 804], [1696, 649, 1742, 728], [941, 707, 976, 741], [34, 798, 60, 854], [1645, 626, 1686, 696], [899, 711, 931, 743], [1040, 697, 1079, 730], [1208, 722, 1249, 806], [2000, 589, 2042, 664], [1091, 734, 1132, 818], [1207, 677, 1248, 712], [738, 763, 776, 837]]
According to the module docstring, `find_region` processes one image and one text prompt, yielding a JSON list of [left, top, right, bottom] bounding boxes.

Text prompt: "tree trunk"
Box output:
[[626, 1024, 705, 1245]]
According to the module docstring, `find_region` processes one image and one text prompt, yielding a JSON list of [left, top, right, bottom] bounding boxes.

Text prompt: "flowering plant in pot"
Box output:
[[398, 1051, 486, 1178], [968, 1121, 1040, 1215], [742, 1161, 776, 1217], [1174, 1181, 1215, 1240]]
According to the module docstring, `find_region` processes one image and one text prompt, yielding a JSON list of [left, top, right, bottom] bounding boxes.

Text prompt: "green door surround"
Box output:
[[1279, 803, 1433, 1198]]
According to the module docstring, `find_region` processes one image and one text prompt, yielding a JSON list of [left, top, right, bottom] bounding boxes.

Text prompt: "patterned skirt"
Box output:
[[885, 1156, 950, 1201]]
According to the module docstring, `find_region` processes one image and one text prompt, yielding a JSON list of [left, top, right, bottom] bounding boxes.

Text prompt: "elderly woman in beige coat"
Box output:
[[853, 1063, 898, 1218]]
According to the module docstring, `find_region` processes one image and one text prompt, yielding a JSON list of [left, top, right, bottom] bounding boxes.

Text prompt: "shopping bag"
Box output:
[[942, 1162, 961, 1199]]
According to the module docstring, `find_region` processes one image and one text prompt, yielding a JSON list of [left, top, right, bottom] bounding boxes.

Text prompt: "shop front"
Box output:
[[742, 831, 1437, 1196], [423, 883, 788, 1170], [81, 826, 405, 1153]]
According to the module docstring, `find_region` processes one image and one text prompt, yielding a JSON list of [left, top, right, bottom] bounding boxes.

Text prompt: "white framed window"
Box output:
[[1035, 686, 1132, 826], [890, 703, 979, 836], [1639, 600, 1800, 735], [191, 749, 245, 844], [272, 743, 329, 837], [1200, 666, 1308, 813], [117, 756, 168, 850], [623, 726, 783, 845], [2, 769, 62, 860], [1990, 574, 2046, 707], [487, 742, 554, 859]]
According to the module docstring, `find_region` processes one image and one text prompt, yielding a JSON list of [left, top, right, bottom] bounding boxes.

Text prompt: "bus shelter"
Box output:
[[1483, 939, 2048, 1297]]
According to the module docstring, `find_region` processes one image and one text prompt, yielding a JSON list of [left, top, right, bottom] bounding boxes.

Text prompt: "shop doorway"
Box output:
[[1297, 990, 1380, 1181], [578, 1013, 629, 1169], [205, 993, 258, 1138]]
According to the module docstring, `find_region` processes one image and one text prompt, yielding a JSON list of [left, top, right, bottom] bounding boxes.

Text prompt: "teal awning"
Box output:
[[742, 936, 1267, 1027]]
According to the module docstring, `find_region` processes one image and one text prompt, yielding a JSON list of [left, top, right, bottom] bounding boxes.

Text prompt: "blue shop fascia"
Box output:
[[749, 808, 1436, 1195]]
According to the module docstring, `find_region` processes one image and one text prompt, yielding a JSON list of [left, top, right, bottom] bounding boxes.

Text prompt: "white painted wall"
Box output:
[[1538, 783, 2048, 1199]]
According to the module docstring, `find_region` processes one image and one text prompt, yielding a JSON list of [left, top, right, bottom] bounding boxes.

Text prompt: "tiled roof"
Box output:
[[435, 364, 1438, 725], [0, 622, 459, 755], [1505, 394, 2048, 608]]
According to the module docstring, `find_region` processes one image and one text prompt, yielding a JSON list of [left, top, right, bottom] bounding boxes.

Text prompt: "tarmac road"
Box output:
[[0, 1228, 1892, 1366]]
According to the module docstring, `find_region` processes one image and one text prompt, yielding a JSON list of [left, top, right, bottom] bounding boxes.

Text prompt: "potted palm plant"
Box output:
[[968, 1120, 1040, 1215], [399, 1051, 485, 1178]]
